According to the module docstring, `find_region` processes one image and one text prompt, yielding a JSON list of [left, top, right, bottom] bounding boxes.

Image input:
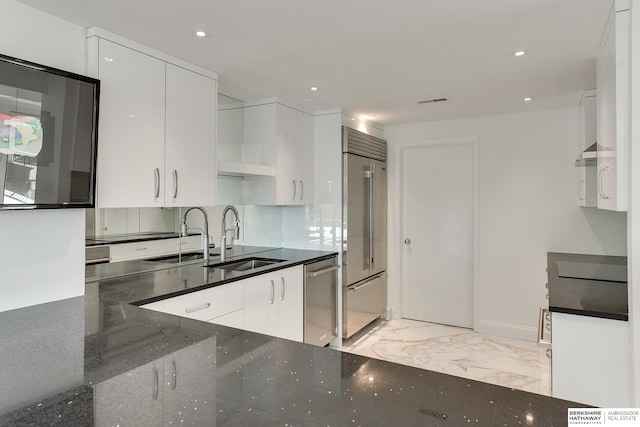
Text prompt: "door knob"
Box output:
[[404, 238, 411, 245]]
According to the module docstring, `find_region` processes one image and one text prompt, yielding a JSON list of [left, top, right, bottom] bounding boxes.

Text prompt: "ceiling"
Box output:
[[18, 0, 613, 125]]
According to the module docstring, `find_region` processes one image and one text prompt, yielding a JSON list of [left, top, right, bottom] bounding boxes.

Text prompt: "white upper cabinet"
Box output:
[[88, 29, 217, 208], [165, 64, 217, 207], [596, 0, 630, 211], [576, 89, 597, 207], [242, 101, 315, 205]]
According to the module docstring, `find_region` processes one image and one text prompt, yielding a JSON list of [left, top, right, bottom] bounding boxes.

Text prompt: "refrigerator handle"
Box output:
[[365, 165, 374, 269]]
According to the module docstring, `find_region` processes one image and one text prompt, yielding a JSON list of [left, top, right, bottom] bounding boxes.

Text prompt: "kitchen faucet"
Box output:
[[180, 207, 210, 262], [220, 205, 240, 262]]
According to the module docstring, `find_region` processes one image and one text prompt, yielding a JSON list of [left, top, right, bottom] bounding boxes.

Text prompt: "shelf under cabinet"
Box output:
[[217, 161, 276, 177]]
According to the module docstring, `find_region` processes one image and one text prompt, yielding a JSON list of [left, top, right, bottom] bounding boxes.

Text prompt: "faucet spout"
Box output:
[[181, 207, 210, 262], [220, 205, 240, 262]]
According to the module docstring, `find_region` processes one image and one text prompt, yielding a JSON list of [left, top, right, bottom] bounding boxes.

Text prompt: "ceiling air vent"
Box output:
[[417, 97, 448, 104]]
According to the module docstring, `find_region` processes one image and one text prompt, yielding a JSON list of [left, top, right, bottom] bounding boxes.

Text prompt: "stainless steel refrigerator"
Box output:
[[342, 127, 388, 339]]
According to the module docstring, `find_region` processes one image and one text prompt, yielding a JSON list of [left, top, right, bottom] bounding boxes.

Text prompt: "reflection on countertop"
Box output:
[[0, 291, 587, 426]]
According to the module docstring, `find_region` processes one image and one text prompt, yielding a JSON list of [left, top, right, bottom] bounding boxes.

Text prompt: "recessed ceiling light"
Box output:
[[195, 30, 206, 37], [310, 86, 318, 91], [514, 50, 526, 57], [524, 97, 533, 102], [104, 57, 114, 62], [362, 114, 376, 120]]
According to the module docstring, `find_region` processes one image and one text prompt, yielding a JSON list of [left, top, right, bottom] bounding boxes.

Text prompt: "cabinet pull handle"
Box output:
[[598, 167, 606, 199], [185, 302, 211, 314], [270, 280, 275, 304], [154, 168, 160, 198], [172, 170, 178, 199], [152, 368, 159, 400], [292, 179, 297, 200], [171, 360, 177, 390], [280, 277, 285, 301], [135, 247, 148, 251], [299, 180, 304, 200]]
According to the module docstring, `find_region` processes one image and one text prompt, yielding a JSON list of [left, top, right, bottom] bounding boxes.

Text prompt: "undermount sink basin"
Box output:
[[207, 257, 284, 272]]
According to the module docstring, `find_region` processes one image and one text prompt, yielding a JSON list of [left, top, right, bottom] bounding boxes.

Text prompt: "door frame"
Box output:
[[390, 136, 479, 329]]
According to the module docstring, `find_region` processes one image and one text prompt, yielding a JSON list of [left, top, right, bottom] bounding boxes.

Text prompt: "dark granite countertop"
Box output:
[[0, 248, 587, 425], [86, 246, 338, 305], [0, 295, 586, 426], [547, 252, 628, 321]]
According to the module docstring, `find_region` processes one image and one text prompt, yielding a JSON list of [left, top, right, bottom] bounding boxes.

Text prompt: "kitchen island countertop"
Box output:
[[0, 248, 587, 426]]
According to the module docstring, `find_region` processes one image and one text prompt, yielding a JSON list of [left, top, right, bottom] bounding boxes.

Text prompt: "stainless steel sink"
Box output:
[[207, 257, 284, 272]]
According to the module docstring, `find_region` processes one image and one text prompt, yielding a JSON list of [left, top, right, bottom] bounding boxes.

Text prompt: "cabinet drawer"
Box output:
[[209, 309, 244, 329], [110, 239, 167, 262], [166, 235, 202, 254], [142, 281, 244, 321]]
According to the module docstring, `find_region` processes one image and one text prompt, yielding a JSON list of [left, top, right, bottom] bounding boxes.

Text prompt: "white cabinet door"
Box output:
[[295, 110, 314, 205], [165, 64, 217, 207], [242, 101, 314, 206], [244, 266, 303, 342], [273, 265, 304, 341], [244, 273, 278, 336], [275, 104, 298, 205], [94, 39, 166, 208], [552, 312, 630, 407], [577, 90, 597, 207], [94, 359, 164, 427], [596, 4, 630, 211]]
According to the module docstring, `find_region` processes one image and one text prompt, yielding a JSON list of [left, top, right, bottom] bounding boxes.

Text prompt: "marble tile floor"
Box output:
[[340, 318, 551, 396]]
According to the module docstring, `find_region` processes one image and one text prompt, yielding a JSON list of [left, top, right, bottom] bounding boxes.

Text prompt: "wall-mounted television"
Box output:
[[0, 53, 99, 210]]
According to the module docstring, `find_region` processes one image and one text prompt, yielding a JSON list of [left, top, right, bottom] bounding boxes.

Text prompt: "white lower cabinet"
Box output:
[[551, 312, 630, 407], [244, 265, 303, 342], [94, 337, 216, 426], [142, 280, 244, 322], [142, 265, 304, 342]]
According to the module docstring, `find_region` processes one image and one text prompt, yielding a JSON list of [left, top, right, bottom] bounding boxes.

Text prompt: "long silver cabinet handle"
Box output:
[[299, 180, 304, 200], [292, 179, 297, 200], [307, 265, 339, 278], [154, 168, 160, 198], [348, 273, 387, 292], [172, 170, 178, 199], [152, 368, 159, 400], [280, 277, 285, 301], [270, 279, 275, 304], [185, 302, 211, 314]]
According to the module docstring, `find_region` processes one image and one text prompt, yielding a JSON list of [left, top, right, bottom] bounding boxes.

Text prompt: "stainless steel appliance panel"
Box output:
[[304, 257, 338, 347], [344, 153, 372, 286], [370, 158, 387, 277], [343, 273, 387, 339]]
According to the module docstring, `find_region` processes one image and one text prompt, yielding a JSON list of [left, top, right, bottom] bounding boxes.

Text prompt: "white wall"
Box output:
[[0, 0, 87, 312], [385, 107, 628, 340]]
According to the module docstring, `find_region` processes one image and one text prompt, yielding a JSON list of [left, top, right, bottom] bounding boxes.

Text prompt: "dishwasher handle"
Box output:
[[307, 265, 339, 278]]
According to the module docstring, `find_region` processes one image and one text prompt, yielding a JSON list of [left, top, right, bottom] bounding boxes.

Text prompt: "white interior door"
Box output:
[[401, 141, 474, 328]]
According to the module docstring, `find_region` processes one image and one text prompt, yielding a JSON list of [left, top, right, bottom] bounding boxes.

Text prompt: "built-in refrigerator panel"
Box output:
[[344, 153, 373, 286], [341, 126, 388, 339], [370, 158, 387, 277]]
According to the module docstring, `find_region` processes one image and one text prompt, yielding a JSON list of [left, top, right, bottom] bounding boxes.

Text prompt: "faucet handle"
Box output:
[[180, 221, 188, 237]]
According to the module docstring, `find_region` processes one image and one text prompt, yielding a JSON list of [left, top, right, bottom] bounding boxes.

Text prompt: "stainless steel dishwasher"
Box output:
[[304, 257, 339, 347]]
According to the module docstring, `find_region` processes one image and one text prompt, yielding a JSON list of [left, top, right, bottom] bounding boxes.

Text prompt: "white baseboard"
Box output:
[[477, 320, 538, 342]]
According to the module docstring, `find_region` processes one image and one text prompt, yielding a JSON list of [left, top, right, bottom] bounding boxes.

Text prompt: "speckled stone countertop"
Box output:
[[86, 246, 338, 305], [0, 249, 587, 426]]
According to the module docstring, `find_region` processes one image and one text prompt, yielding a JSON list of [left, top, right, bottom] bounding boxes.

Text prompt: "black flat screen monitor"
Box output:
[[0, 53, 99, 210]]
